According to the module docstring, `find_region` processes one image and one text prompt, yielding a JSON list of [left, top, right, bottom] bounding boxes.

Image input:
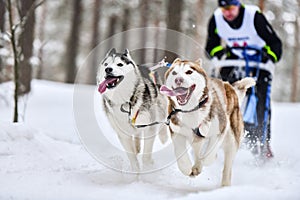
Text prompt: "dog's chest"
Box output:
[[176, 111, 202, 128], [107, 104, 131, 123], [171, 110, 207, 137], [105, 99, 157, 129]]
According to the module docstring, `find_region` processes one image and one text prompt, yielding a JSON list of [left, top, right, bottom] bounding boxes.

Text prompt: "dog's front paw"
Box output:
[[178, 166, 192, 176], [189, 165, 202, 177]]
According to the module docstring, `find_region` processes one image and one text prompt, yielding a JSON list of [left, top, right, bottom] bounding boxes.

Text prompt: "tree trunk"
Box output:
[[18, 0, 36, 94], [139, 0, 149, 65], [164, 0, 183, 63], [291, 18, 299, 102], [106, 15, 118, 53], [7, 0, 19, 122], [65, 0, 82, 83], [121, 7, 130, 51], [0, 1, 5, 83], [153, 0, 162, 63], [87, 0, 102, 85], [195, 0, 205, 59], [0, 1, 5, 33], [36, 0, 47, 79], [121, 6, 130, 50]]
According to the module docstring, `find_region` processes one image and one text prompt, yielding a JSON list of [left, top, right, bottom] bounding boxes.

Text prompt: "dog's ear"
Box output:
[[195, 58, 202, 67], [107, 48, 116, 56], [123, 49, 133, 60], [124, 49, 130, 55], [172, 58, 181, 65]]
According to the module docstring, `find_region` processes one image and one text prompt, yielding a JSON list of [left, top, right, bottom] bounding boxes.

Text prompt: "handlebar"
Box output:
[[228, 46, 262, 54], [228, 46, 263, 63], [211, 59, 275, 76]]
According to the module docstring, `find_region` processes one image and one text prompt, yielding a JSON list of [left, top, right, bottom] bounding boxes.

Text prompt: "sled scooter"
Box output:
[[211, 46, 275, 157]]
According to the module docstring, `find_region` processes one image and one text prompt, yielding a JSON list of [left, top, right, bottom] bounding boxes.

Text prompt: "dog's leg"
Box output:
[[172, 134, 192, 176], [157, 97, 169, 145], [158, 125, 169, 144], [221, 130, 238, 186], [142, 127, 157, 167], [190, 139, 205, 177], [133, 136, 141, 154], [117, 134, 140, 172]]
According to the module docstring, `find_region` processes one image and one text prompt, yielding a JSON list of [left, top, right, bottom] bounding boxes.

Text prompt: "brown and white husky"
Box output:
[[160, 58, 255, 186]]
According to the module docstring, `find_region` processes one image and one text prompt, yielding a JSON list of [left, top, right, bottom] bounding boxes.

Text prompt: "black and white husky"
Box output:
[[97, 48, 168, 172]]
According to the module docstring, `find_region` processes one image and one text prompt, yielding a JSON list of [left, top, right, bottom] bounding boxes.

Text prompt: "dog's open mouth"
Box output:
[[175, 85, 195, 105], [160, 84, 196, 105], [98, 75, 124, 94]]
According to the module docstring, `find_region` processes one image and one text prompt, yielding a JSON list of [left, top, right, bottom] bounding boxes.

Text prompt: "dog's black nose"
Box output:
[[105, 67, 113, 73]]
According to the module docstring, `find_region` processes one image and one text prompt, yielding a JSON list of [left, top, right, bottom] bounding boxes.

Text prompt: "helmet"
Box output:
[[218, 0, 240, 7]]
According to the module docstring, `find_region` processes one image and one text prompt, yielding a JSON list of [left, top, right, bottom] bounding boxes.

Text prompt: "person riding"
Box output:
[[205, 0, 282, 158]]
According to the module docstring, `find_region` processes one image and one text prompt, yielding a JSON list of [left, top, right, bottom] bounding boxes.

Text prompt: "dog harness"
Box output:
[[192, 126, 205, 138], [121, 95, 209, 137]]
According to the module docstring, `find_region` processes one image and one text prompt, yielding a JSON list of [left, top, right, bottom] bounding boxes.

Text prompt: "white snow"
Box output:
[[0, 80, 300, 200]]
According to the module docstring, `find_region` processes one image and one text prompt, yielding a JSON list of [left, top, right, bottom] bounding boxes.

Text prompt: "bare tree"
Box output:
[[0, 0, 5, 82], [0, 0, 5, 33], [65, 0, 82, 83], [87, 0, 102, 85], [164, 0, 183, 63], [153, 0, 162, 63], [6, 0, 42, 122], [6, 0, 19, 122], [105, 14, 118, 52], [196, 0, 206, 59], [121, 6, 130, 50], [18, 0, 36, 94], [291, 17, 299, 102], [139, 0, 149, 65], [36, 0, 47, 79]]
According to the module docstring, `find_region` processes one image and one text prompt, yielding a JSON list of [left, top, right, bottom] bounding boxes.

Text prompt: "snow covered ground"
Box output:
[[0, 80, 300, 200]]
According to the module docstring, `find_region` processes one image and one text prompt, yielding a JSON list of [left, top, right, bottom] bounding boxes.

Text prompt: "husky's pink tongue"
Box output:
[[160, 85, 187, 96], [98, 80, 108, 94], [98, 78, 118, 94]]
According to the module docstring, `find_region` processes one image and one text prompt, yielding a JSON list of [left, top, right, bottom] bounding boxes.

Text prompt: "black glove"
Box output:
[[261, 49, 274, 63]]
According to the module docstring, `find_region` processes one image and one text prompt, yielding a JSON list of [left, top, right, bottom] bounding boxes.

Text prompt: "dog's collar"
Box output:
[[194, 95, 209, 112]]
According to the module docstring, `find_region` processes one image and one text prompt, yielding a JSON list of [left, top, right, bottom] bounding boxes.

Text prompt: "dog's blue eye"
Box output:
[[186, 70, 193, 75], [172, 71, 177, 75], [117, 63, 123, 67]]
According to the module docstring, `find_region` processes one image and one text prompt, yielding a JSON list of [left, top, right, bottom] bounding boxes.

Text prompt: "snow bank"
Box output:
[[0, 80, 300, 200]]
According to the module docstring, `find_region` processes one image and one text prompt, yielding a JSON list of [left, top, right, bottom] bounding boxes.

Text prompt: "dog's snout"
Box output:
[[175, 77, 184, 86], [105, 67, 113, 74]]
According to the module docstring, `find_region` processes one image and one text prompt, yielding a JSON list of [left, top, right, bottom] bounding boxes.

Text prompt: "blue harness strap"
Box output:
[[242, 46, 261, 126], [242, 46, 270, 145], [243, 86, 258, 126]]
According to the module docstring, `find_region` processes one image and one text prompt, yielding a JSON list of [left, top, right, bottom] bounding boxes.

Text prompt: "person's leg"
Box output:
[[244, 122, 260, 153], [256, 70, 273, 158]]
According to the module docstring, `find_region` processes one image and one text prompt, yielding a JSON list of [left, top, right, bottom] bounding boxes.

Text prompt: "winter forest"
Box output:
[[0, 0, 300, 103], [1, 0, 300, 199]]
